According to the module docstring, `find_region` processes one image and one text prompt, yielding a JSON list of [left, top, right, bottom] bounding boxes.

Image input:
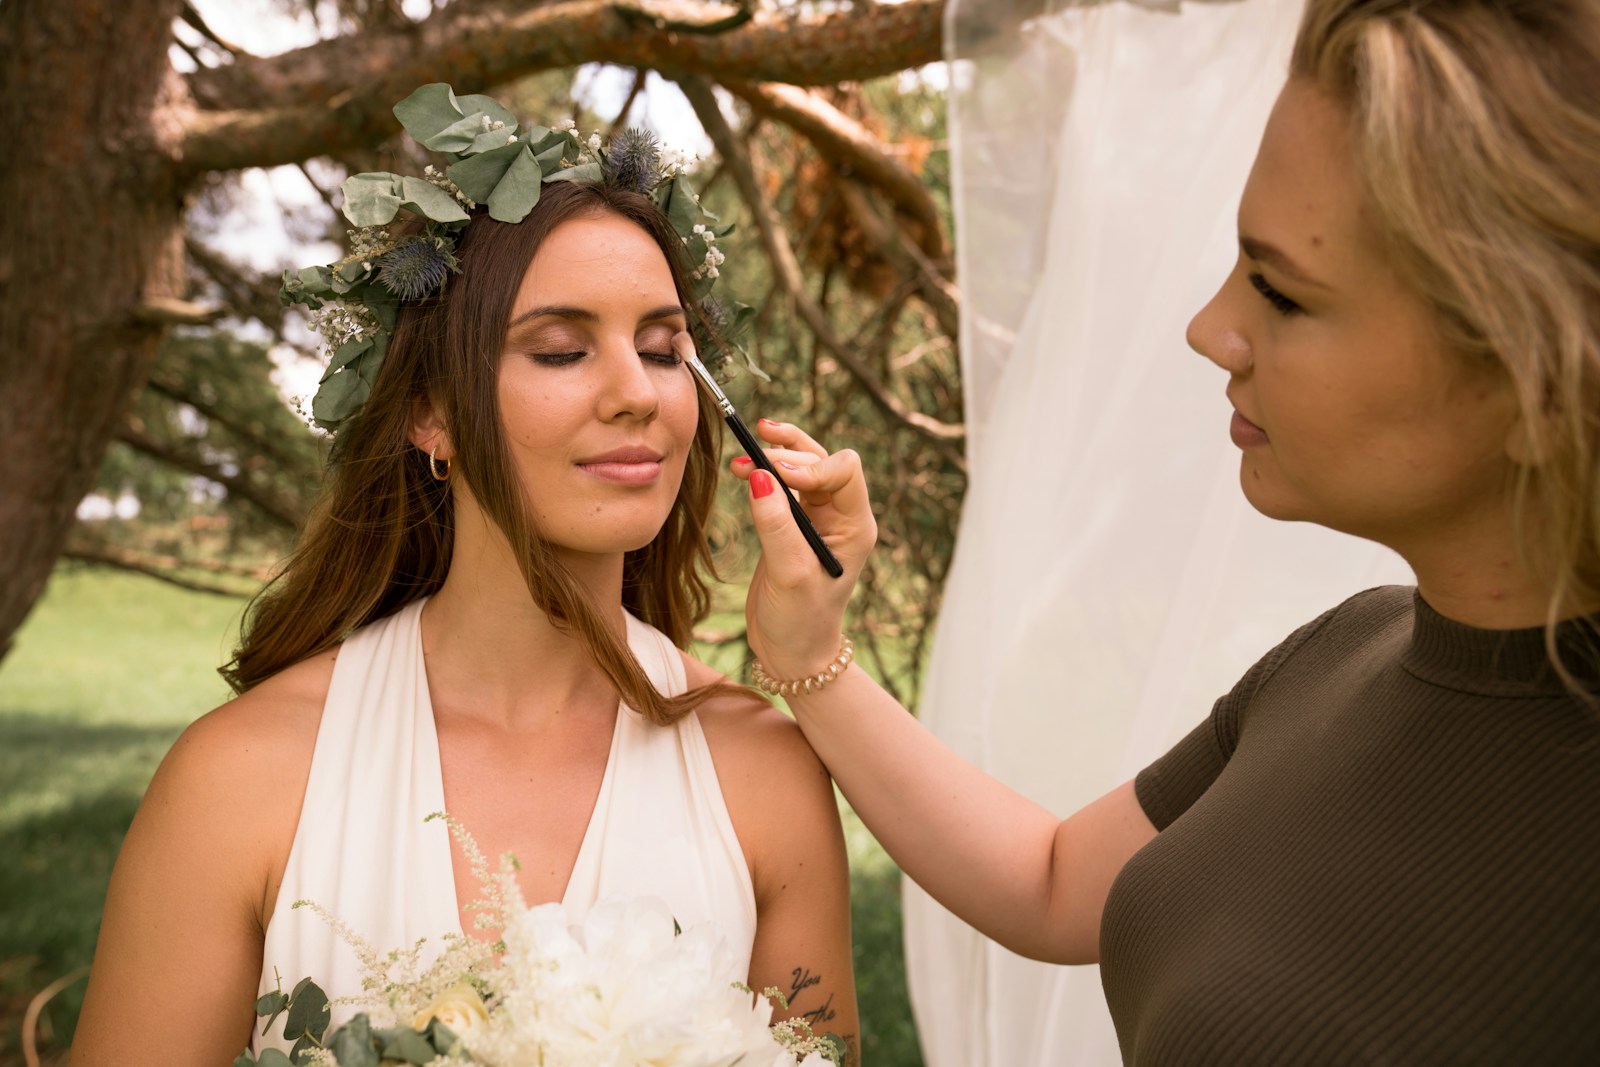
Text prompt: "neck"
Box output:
[[422, 494, 626, 728], [1388, 501, 1559, 630]]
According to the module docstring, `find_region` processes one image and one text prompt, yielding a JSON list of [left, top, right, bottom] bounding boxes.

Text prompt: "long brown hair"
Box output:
[[224, 181, 728, 724], [1293, 0, 1600, 685]]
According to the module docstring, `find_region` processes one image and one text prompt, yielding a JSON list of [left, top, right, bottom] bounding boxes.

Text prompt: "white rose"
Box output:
[[413, 980, 489, 1034]]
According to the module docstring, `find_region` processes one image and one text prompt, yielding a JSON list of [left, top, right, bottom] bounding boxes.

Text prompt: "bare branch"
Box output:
[[180, 2, 241, 54], [177, 0, 943, 173], [835, 179, 960, 339], [132, 296, 224, 326], [721, 78, 947, 260], [605, 66, 650, 140], [677, 76, 965, 454], [115, 419, 306, 528], [61, 540, 263, 597]]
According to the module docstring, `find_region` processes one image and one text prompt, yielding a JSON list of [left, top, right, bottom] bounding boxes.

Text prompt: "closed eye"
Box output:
[[531, 351, 586, 366], [640, 350, 682, 367], [1248, 272, 1302, 316]]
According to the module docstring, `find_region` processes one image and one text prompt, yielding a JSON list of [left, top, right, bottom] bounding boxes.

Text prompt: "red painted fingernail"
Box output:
[[751, 470, 776, 499], [731, 455, 751, 467]]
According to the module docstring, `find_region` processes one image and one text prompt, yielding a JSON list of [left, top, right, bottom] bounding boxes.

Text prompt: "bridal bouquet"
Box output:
[[237, 816, 840, 1067]]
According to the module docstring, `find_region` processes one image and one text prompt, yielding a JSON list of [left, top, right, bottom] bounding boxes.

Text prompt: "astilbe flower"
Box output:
[[378, 237, 457, 301], [607, 127, 664, 196]]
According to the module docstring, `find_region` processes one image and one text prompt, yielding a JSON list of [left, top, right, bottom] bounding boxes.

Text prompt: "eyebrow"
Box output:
[[1239, 236, 1329, 290], [507, 303, 686, 330]]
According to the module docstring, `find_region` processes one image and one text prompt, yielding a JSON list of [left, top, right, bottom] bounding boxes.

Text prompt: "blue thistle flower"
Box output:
[[697, 294, 729, 333], [607, 128, 662, 196], [377, 237, 457, 301]]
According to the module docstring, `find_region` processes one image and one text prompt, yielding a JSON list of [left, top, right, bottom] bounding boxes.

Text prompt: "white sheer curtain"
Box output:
[[904, 1, 1414, 1063]]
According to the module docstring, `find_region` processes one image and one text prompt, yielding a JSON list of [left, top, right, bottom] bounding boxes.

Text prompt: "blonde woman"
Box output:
[[736, 0, 1599, 1061]]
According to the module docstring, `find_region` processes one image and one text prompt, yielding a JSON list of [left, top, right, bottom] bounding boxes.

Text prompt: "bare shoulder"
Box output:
[[681, 654, 842, 901], [682, 653, 829, 786], [141, 647, 337, 912]]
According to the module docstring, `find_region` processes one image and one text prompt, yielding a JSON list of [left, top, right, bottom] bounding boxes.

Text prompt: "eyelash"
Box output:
[[1248, 272, 1302, 316], [531, 349, 682, 367]]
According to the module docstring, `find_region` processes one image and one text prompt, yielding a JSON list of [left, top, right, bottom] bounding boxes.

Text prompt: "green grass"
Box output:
[[0, 567, 923, 1066]]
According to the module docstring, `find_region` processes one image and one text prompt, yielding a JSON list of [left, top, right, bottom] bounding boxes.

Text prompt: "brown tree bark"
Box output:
[[0, 0, 188, 659], [0, 0, 947, 662]]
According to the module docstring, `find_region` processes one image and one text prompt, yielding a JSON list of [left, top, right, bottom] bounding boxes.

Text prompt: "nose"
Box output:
[[596, 342, 660, 423], [1186, 278, 1253, 377]]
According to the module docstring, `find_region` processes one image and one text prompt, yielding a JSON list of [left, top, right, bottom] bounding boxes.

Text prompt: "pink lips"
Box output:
[[577, 445, 664, 486], [1229, 410, 1269, 448]]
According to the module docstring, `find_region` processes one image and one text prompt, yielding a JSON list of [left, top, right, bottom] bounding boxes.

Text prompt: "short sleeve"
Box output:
[[1133, 597, 1357, 831]]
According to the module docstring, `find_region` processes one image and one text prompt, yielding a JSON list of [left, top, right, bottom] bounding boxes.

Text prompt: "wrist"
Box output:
[[751, 634, 854, 698]]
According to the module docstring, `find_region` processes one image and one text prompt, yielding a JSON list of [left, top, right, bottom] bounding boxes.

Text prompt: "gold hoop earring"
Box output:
[[429, 444, 451, 482]]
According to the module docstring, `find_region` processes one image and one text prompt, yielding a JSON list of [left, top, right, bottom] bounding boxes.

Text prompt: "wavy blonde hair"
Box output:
[[1293, 0, 1600, 682]]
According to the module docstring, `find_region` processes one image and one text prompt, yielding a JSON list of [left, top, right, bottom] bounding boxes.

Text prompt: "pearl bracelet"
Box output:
[[750, 635, 855, 697]]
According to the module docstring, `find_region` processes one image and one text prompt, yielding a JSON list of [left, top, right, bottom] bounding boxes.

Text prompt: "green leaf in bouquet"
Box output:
[[283, 977, 331, 1042], [380, 1027, 440, 1064], [252, 1050, 295, 1067], [329, 1014, 381, 1067], [427, 1019, 461, 1054], [234, 1052, 259, 1067], [341, 173, 404, 227], [818, 1032, 847, 1064], [254, 990, 289, 1019]]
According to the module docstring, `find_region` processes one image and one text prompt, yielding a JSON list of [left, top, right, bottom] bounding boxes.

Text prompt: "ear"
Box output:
[[409, 394, 452, 460]]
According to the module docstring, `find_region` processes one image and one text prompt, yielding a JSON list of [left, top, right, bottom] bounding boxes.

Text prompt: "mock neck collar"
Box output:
[[1402, 590, 1600, 698]]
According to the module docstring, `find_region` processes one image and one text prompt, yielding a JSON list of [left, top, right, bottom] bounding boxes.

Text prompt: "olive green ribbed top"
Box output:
[[1101, 586, 1600, 1065]]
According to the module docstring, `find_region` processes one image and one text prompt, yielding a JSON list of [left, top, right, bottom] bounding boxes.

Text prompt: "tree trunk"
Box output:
[[0, 0, 186, 660]]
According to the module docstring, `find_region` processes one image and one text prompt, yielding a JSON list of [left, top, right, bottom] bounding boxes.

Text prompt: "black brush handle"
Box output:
[[724, 412, 844, 579]]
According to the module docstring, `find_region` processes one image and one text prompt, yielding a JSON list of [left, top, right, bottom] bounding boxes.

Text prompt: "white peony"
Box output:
[[457, 896, 818, 1067]]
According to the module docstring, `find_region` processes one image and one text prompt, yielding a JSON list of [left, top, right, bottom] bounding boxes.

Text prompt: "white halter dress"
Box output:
[[252, 599, 757, 1052]]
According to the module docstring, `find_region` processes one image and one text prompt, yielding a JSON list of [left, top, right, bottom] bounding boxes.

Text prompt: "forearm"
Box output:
[[784, 667, 1071, 960]]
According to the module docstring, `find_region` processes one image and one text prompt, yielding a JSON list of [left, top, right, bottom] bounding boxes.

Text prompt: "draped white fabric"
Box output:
[[905, 1, 1415, 1062]]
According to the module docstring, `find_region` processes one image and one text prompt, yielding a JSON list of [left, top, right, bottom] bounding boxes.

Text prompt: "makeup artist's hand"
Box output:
[[730, 420, 877, 679]]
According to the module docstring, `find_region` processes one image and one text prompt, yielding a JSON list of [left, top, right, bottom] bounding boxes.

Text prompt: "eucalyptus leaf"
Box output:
[[453, 93, 519, 131], [354, 344, 385, 388], [288, 1033, 317, 1064], [468, 126, 520, 154], [447, 142, 525, 204], [526, 127, 564, 154], [428, 1020, 460, 1054], [340, 173, 403, 227], [234, 1054, 255, 1067], [392, 84, 470, 151], [254, 990, 288, 1018], [321, 336, 372, 383], [657, 176, 700, 234], [398, 175, 470, 223], [329, 1015, 381, 1067], [333, 259, 370, 288], [283, 978, 331, 1041], [426, 112, 490, 154], [254, 1050, 294, 1067], [486, 146, 545, 222], [544, 161, 602, 185], [297, 265, 335, 295], [314, 367, 369, 426], [380, 1028, 439, 1064]]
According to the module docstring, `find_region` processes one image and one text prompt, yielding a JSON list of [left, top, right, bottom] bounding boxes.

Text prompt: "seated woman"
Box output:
[[72, 107, 857, 1063]]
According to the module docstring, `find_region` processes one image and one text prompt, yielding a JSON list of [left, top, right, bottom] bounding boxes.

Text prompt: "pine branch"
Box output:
[[677, 76, 966, 456], [115, 419, 307, 529], [177, 0, 944, 174], [720, 79, 948, 261]]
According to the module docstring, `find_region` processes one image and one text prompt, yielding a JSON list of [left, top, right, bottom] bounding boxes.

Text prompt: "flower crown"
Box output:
[[280, 83, 754, 434]]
